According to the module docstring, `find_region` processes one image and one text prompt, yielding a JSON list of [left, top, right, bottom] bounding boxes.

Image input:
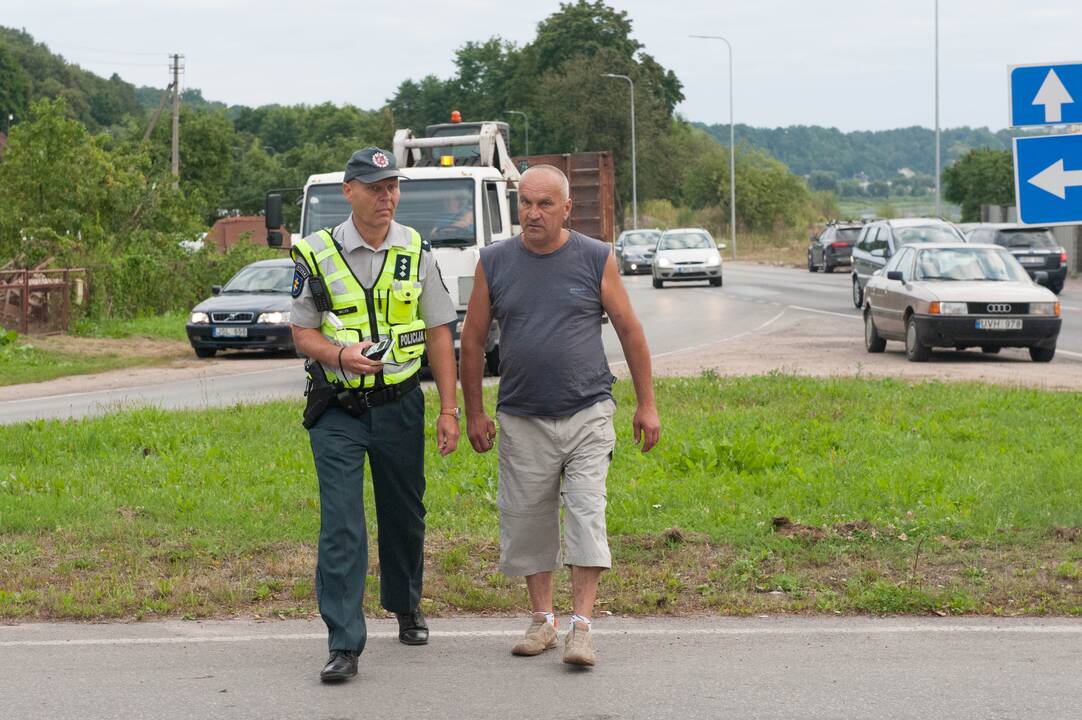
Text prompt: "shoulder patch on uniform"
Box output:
[[394, 253, 413, 281], [421, 238, 432, 252], [291, 260, 311, 298]]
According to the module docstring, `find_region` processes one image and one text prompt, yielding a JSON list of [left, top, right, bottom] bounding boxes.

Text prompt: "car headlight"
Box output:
[[931, 301, 967, 315], [189, 312, 209, 324], [656, 257, 673, 268], [257, 311, 291, 324], [705, 255, 721, 267], [1030, 302, 1060, 317]]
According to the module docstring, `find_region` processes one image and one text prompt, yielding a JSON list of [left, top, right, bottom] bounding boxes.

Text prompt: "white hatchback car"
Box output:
[[651, 228, 724, 288]]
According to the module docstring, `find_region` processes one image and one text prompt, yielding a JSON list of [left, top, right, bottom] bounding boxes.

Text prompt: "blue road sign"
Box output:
[[1013, 133, 1082, 226], [1009, 62, 1082, 127]]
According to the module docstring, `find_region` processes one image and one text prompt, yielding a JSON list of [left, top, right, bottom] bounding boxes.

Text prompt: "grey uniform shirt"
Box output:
[[291, 215, 457, 329]]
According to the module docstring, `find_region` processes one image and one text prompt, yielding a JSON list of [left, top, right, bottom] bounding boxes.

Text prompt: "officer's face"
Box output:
[[343, 177, 400, 227], [518, 171, 571, 245]]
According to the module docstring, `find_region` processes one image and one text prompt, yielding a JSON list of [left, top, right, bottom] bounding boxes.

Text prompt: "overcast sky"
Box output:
[[5, 0, 1081, 131]]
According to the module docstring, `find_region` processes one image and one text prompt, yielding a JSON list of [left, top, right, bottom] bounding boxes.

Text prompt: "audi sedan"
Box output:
[[651, 228, 723, 288], [862, 243, 1061, 362], [185, 258, 296, 358]]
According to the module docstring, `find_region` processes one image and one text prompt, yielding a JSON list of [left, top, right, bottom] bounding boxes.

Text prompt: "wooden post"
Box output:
[[62, 270, 71, 332], [22, 269, 29, 334]]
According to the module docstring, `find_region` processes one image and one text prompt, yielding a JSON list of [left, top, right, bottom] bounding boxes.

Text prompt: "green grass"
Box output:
[[1, 374, 1080, 620], [72, 311, 189, 342], [837, 195, 961, 221], [0, 337, 155, 386]]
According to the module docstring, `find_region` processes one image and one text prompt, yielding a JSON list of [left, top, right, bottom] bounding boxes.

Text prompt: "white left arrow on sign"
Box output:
[[1032, 69, 1073, 123], [1029, 159, 1082, 199]]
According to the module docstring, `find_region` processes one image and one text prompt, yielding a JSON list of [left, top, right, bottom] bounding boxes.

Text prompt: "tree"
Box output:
[[942, 148, 1014, 222], [808, 171, 838, 193], [0, 44, 30, 125], [0, 98, 202, 264]]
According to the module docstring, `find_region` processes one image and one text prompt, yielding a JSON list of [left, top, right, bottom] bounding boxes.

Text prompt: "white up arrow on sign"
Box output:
[[1032, 69, 1074, 123], [1028, 158, 1082, 199]]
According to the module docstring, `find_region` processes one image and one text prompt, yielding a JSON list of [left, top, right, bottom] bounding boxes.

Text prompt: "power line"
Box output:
[[51, 43, 163, 57], [66, 58, 168, 68]]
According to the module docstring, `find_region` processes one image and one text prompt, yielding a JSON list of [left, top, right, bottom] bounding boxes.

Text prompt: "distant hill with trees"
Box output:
[[695, 122, 1019, 181]]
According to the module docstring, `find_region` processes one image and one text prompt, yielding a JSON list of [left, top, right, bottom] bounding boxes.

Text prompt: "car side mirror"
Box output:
[[717, 243, 727, 250], [887, 271, 904, 282], [1033, 271, 1049, 283], [212, 285, 222, 296], [265, 192, 284, 248]]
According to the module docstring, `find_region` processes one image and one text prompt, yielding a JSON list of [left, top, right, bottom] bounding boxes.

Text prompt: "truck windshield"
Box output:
[[301, 180, 476, 247]]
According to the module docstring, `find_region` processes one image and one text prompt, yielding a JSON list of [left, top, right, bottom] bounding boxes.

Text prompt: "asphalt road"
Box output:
[[0, 264, 1077, 424], [2, 616, 1079, 720]]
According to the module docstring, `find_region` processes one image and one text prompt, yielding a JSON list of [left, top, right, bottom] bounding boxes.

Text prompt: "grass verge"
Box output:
[[0, 336, 160, 387], [1, 374, 1079, 620], [72, 311, 189, 342]]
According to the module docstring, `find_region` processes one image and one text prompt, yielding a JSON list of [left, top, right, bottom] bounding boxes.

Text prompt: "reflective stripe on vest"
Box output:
[[291, 226, 426, 389]]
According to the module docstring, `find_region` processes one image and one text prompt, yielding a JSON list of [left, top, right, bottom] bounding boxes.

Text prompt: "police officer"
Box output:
[[290, 147, 460, 683]]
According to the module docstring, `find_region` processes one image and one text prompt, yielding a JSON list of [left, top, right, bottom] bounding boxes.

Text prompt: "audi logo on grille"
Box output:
[[986, 304, 1012, 314]]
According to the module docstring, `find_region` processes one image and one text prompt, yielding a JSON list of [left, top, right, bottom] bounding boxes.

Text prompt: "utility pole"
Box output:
[[934, 0, 941, 217], [143, 81, 174, 142], [170, 54, 184, 189], [601, 74, 638, 229]]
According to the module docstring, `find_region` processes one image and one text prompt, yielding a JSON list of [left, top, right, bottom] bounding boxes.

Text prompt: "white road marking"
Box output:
[[789, 305, 861, 321], [1061, 305, 1082, 311], [3, 623, 1081, 648], [0, 365, 299, 406], [610, 309, 788, 368], [1057, 349, 1082, 359]]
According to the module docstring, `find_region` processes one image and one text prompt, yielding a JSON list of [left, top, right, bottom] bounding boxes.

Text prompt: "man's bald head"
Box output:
[[521, 164, 569, 201]]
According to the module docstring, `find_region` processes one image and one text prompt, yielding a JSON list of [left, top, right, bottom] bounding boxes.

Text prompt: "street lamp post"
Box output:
[[601, 73, 638, 230], [505, 110, 529, 156], [934, 0, 942, 217], [690, 35, 737, 260]]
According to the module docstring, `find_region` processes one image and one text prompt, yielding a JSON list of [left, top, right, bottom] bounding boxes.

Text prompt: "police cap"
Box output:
[[344, 147, 404, 184]]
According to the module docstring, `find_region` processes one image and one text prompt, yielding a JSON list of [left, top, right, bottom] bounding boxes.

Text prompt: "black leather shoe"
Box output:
[[320, 650, 358, 683], [396, 609, 429, 645]]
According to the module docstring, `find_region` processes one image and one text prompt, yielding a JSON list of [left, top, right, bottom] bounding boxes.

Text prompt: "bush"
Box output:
[[77, 239, 281, 322]]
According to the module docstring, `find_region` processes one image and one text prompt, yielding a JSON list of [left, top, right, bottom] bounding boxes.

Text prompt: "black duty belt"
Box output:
[[334, 373, 420, 417]]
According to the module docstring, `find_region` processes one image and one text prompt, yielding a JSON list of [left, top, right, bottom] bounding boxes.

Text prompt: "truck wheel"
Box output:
[[194, 347, 216, 359], [1029, 345, 1055, 362], [485, 346, 501, 376], [852, 276, 863, 309]]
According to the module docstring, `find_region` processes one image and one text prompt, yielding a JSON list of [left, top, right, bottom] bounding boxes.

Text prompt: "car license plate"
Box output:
[[1018, 256, 1045, 265], [677, 266, 699, 274], [212, 326, 248, 338], [975, 319, 1022, 330]]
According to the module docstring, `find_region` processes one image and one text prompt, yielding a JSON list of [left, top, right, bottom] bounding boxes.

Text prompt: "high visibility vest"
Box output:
[[291, 226, 426, 389]]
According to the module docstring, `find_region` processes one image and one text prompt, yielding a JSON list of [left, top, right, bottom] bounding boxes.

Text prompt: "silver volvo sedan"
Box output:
[[862, 243, 1062, 362]]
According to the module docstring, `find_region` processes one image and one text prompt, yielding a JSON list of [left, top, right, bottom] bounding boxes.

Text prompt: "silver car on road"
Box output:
[[651, 228, 724, 288], [862, 243, 1062, 362]]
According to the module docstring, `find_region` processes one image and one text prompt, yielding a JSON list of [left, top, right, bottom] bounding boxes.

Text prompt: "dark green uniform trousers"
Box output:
[[307, 386, 426, 653]]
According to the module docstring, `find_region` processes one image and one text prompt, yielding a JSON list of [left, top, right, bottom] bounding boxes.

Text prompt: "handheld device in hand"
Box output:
[[362, 338, 392, 360]]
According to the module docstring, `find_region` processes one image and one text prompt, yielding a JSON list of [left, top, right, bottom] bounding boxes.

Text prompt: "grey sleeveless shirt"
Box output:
[[480, 231, 615, 418]]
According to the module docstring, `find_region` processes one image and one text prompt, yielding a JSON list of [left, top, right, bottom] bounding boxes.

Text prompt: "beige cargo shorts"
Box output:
[[495, 399, 617, 577]]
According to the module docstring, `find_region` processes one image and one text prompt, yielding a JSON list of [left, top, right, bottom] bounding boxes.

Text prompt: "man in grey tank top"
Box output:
[[460, 165, 661, 668]]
